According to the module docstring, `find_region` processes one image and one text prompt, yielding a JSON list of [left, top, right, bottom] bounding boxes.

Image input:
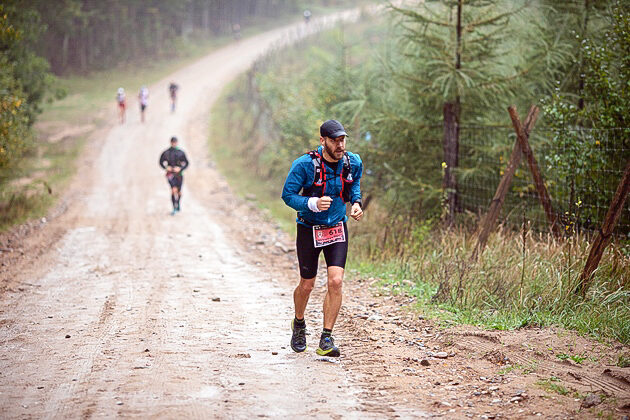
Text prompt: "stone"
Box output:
[[581, 394, 601, 408]]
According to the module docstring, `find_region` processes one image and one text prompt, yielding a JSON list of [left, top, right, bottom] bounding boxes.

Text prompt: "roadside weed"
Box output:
[[537, 376, 570, 396]]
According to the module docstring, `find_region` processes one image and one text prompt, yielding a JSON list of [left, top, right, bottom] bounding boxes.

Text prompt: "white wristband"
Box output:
[[307, 197, 321, 212]]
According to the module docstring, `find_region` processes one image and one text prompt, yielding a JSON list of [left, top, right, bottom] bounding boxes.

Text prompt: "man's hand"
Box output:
[[350, 202, 363, 221], [173, 166, 181, 173], [166, 166, 174, 172], [317, 196, 333, 211]]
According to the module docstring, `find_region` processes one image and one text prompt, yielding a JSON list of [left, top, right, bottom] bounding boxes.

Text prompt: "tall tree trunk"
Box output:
[[202, 1, 210, 33], [443, 102, 459, 227], [578, 0, 589, 110], [442, 0, 463, 224], [80, 27, 88, 72], [61, 33, 69, 72]]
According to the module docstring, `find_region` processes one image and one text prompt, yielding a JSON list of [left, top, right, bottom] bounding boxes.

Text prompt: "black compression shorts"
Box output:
[[296, 222, 348, 279], [167, 174, 183, 189]]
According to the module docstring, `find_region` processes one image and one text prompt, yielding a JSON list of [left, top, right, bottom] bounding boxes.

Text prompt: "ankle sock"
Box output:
[[321, 328, 332, 339], [294, 317, 305, 328]]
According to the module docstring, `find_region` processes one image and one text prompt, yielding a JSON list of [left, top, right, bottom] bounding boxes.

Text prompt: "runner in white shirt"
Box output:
[[116, 87, 126, 124], [138, 86, 149, 123]]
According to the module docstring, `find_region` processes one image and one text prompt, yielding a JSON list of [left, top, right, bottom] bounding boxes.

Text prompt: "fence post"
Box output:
[[472, 105, 539, 260], [577, 159, 630, 295], [508, 106, 561, 236], [443, 102, 459, 227]]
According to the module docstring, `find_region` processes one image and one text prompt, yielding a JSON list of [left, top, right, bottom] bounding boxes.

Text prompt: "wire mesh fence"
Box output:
[[458, 126, 630, 237]]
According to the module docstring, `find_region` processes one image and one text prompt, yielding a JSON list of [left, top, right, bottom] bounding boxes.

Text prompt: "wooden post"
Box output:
[[577, 159, 630, 295], [508, 106, 561, 236], [472, 105, 539, 260], [443, 102, 459, 227]]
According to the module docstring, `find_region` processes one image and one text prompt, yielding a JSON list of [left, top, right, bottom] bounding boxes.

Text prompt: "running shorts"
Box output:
[[296, 222, 348, 279], [167, 174, 183, 189], [140, 104, 147, 111]]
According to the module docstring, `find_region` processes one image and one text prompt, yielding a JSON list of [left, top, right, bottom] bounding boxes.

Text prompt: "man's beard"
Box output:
[[324, 142, 344, 161]]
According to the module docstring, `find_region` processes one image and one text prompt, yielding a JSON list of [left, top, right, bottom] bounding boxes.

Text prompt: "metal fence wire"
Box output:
[[457, 126, 630, 237]]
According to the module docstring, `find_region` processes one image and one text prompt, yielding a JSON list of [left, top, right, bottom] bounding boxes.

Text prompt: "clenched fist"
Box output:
[[350, 202, 363, 221], [317, 196, 333, 211]]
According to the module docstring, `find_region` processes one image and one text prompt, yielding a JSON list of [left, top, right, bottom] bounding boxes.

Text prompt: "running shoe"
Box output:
[[290, 319, 307, 353], [316, 335, 340, 357], [171, 209, 177, 216]]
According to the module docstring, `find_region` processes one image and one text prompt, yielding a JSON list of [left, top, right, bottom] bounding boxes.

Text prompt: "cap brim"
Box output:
[[329, 130, 347, 138]]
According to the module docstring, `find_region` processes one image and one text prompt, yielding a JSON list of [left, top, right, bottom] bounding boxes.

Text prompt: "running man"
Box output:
[[281, 119, 363, 357], [168, 82, 179, 113], [159, 136, 189, 215], [138, 85, 149, 123], [116, 87, 126, 124]]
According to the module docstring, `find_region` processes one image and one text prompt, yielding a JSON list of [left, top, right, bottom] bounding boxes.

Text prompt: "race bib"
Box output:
[[313, 222, 345, 248]]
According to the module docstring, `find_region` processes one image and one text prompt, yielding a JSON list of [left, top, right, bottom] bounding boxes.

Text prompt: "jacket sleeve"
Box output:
[[350, 153, 363, 204], [159, 151, 167, 169], [179, 151, 189, 171], [281, 157, 310, 212]]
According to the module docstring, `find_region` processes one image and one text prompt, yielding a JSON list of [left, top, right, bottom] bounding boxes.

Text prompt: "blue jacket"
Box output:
[[282, 146, 363, 226]]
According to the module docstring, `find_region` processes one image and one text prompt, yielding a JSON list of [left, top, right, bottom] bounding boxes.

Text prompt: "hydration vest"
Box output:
[[301, 150, 354, 202]]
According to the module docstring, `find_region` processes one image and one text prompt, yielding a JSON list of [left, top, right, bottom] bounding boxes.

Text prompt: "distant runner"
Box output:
[[138, 86, 149, 123], [159, 136, 189, 215], [116, 87, 126, 124], [168, 82, 179, 113], [281, 119, 363, 357], [303, 9, 312, 24], [232, 23, 241, 40]]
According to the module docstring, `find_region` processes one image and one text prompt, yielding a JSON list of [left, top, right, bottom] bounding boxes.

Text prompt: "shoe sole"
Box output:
[[290, 320, 307, 353], [316, 347, 340, 357]]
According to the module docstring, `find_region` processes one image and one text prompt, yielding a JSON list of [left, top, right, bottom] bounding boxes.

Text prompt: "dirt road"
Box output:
[[1, 10, 629, 420]]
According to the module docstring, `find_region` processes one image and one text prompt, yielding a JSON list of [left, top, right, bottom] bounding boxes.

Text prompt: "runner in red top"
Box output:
[[116, 87, 126, 124]]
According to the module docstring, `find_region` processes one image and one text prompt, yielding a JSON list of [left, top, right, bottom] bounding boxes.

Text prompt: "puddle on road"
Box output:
[[191, 385, 221, 399]]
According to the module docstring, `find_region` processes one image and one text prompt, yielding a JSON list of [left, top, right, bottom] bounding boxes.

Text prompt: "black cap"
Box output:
[[320, 119, 347, 139], [170, 136, 178, 142]]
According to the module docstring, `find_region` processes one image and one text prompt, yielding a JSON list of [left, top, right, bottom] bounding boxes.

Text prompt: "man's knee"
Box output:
[[298, 278, 315, 294], [327, 272, 343, 293]]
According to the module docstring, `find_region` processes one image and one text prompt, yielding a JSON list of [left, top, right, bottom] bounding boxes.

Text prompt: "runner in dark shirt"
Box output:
[[159, 136, 189, 215], [168, 82, 179, 113]]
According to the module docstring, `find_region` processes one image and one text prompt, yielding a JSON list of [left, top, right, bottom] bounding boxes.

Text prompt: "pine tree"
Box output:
[[341, 0, 569, 220]]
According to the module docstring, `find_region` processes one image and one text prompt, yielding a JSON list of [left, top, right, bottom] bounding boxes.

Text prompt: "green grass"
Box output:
[[0, 135, 85, 231], [556, 353, 586, 364], [536, 376, 570, 396]]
